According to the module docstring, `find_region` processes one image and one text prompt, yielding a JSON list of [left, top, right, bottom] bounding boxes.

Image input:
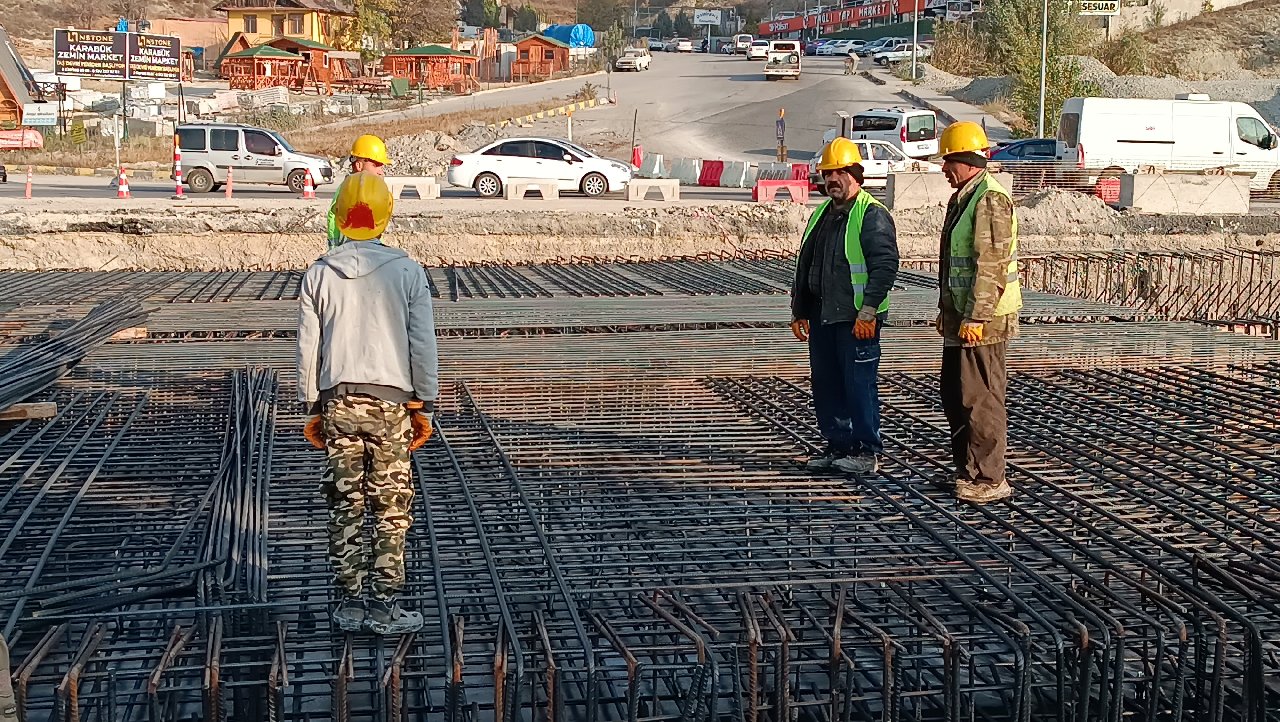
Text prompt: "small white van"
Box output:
[[733, 34, 754, 54], [1058, 95, 1280, 193], [849, 107, 939, 159]]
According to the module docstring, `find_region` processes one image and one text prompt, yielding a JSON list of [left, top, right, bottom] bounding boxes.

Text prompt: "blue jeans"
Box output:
[[807, 320, 883, 456]]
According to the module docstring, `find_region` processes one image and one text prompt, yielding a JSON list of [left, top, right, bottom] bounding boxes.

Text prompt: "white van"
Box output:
[[176, 122, 333, 193], [733, 34, 754, 54], [764, 40, 802, 79], [849, 107, 939, 159], [1059, 95, 1280, 193]]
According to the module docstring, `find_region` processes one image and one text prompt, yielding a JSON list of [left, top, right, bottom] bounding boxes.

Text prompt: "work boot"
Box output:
[[365, 597, 424, 635], [956, 479, 1013, 504], [935, 470, 969, 489], [804, 448, 843, 473], [833, 453, 880, 475], [331, 596, 365, 633]]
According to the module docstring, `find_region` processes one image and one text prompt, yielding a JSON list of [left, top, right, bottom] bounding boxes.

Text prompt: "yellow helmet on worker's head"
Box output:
[[815, 137, 862, 171], [349, 134, 390, 165], [938, 121, 990, 158], [334, 172, 394, 241]]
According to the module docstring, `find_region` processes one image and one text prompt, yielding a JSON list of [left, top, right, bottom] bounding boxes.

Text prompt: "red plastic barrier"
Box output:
[[755, 179, 809, 204], [1094, 177, 1121, 205], [699, 160, 725, 187], [790, 163, 809, 181], [631, 145, 643, 168]]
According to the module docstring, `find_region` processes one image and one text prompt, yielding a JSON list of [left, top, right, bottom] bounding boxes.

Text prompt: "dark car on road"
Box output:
[[805, 39, 830, 56], [989, 138, 1065, 162]]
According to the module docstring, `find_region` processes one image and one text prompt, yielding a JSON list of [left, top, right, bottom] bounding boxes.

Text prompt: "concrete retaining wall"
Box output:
[[1119, 173, 1252, 215], [886, 172, 1014, 211]]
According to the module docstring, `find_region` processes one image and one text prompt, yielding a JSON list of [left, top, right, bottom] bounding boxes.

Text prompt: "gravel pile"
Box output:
[[915, 63, 970, 93], [1017, 188, 1121, 233], [1099, 75, 1197, 99], [384, 126, 508, 176], [951, 75, 1013, 105], [1063, 55, 1116, 86]]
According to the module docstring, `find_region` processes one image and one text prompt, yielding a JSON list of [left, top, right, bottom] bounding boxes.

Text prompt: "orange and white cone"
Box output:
[[302, 169, 317, 199], [172, 145, 186, 200], [24, 166, 32, 199], [117, 167, 131, 200], [225, 167, 234, 198]]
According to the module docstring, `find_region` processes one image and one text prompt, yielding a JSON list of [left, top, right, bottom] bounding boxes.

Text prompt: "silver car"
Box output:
[[175, 122, 333, 193]]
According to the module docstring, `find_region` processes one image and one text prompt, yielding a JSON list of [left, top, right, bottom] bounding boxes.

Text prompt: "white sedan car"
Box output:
[[615, 48, 651, 71], [747, 40, 770, 60], [808, 135, 941, 191], [447, 137, 633, 198]]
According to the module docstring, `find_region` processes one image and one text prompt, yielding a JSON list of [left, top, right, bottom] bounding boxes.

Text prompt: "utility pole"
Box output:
[[1036, 0, 1049, 137], [910, 0, 919, 81]]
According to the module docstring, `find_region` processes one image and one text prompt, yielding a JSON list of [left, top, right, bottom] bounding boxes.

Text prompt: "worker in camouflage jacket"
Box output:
[[935, 122, 1022, 505], [298, 172, 437, 636]]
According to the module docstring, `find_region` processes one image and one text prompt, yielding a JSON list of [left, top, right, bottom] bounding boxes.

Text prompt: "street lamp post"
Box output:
[[1036, 0, 1049, 136], [910, 0, 919, 81]]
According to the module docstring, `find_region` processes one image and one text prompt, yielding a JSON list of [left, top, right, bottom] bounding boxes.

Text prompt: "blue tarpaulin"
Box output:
[[543, 24, 595, 48]]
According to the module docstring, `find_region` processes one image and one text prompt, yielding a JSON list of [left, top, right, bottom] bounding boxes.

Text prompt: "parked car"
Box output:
[[175, 122, 333, 193], [647, 37, 665, 51], [816, 39, 855, 56], [989, 138, 1066, 162], [843, 39, 868, 56], [665, 37, 693, 52], [447, 137, 633, 198], [733, 33, 754, 54], [874, 43, 932, 66], [1059, 94, 1280, 194], [615, 47, 651, 71], [846, 107, 939, 159], [809, 136, 942, 192], [857, 37, 905, 56], [804, 39, 830, 56], [0, 165, 6, 183], [747, 40, 770, 60]]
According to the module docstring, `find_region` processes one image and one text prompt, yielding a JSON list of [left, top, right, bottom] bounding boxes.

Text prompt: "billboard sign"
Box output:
[[21, 103, 58, 126], [1078, 0, 1120, 14], [693, 9, 723, 25], [127, 33, 181, 81], [54, 29, 181, 81], [55, 29, 128, 80]]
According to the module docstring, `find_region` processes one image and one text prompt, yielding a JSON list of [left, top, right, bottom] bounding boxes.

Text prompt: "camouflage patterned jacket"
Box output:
[[937, 171, 1020, 348]]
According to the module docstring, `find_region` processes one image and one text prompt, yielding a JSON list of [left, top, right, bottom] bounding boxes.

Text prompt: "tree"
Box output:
[[578, 0, 625, 29], [463, 0, 488, 25], [601, 22, 626, 94], [674, 9, 693, 37], [653, 11, 674, 38], [393, 0, 459, 43], [514, 3, 540, 31], [355, 0, 396, 59]]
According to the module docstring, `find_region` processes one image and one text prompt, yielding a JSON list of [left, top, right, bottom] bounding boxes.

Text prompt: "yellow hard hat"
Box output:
[[938, 121, 990, 157], [349, 134, 390, 165], [334, 172, 394, 241], [815, 137, 862, 171]]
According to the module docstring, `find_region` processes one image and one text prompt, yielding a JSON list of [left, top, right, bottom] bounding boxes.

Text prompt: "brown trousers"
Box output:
[[940, 342, 1008, 484]]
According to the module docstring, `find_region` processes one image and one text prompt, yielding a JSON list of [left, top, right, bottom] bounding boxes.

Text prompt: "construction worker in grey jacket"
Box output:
[[299, 173, 437, 635]]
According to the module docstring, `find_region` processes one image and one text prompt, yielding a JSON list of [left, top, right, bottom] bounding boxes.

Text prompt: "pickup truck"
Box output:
[[764, 41, 802, 80]]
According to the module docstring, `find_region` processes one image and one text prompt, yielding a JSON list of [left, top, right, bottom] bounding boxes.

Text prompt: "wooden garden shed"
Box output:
[[381, 45, 479, 94], [222, 45, 304, 90], [512, 34, 569, 79], [267, 36, 352, 91]]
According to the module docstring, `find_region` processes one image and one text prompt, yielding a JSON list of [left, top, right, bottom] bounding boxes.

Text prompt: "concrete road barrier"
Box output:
[[384, 176, 441, 200], [670, 158, 703, 186], [639, 153, 666, 179], [756, 162, 792, 181], [886, 172, 1014, 210], [1119, 172, 1252, 215], [755, 179, 809, 204], [626, 178, 680, 201], [504, 177, 561, 200]]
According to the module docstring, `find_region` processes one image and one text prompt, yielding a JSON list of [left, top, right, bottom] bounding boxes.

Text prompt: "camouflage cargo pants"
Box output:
[[321, 394, 414, 600]]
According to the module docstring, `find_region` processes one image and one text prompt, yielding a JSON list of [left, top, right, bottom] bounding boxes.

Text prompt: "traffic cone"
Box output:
[[172, 144, 186, 200], [225, 167, 234, 198], [301, 170, 317, 199], [117, 167, 131, 199], [24, 166, 32, 199]]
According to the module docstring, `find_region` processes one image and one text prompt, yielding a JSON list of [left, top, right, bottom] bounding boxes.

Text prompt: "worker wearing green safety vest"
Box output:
[[328, 134, 390, 249], [790, 137, 900, 477], [935, 121, 1022, 505]]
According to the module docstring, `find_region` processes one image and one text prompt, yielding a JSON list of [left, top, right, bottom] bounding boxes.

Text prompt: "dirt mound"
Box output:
[[1099, 74, 1197, 98], [951, 75, 1013, 105], [1017, 189, 1122, 233], [916, 63, 970, 93], [1063, 55, 1117, 87]]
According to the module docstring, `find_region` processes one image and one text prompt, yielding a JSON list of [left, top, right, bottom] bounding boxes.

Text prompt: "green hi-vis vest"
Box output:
[[947, 174, 1022, 318], [800, 190, 891, 313]]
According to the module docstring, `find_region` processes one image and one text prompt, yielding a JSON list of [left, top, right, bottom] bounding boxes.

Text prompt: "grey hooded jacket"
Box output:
[[297, 242, 438, 407]]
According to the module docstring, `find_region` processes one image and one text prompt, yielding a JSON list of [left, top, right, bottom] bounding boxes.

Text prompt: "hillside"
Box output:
[[1142, 0, 1280, 78], [0, 0, 219, 41]]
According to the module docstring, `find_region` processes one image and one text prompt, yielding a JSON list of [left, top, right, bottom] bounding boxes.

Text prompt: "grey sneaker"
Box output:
[[804, 450, 843, 472], [331, 596, 365, 632], [833, 454, 880, 475], [365, 597, 424, 635], [956, 479, 1013, 504]]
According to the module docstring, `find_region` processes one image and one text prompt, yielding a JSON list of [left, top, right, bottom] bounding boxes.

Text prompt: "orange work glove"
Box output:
[[853, 307, 878, 340], [958, 320, 984, 345], [790, 319, 810, 342], [934, 313, 944, 337], [303, 415, 324, 450], [409, 411, 434, 452]]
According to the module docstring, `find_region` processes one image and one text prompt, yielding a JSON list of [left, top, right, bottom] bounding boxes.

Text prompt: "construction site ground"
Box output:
[[2, 238, 1280, 721]]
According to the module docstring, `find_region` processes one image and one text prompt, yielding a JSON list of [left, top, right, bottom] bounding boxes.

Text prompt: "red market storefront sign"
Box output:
[[758, 0, 925, 35]]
